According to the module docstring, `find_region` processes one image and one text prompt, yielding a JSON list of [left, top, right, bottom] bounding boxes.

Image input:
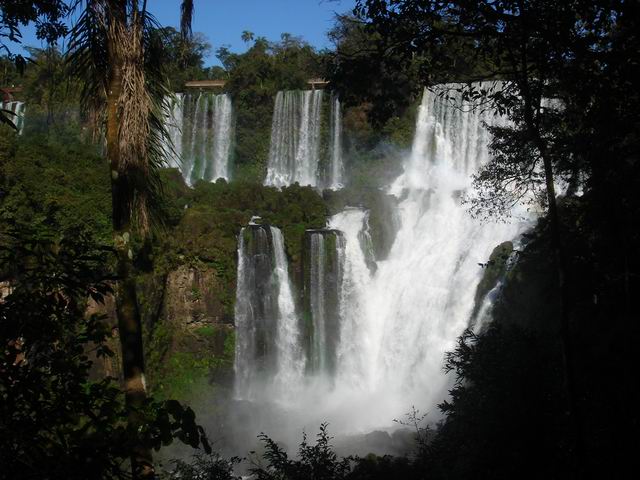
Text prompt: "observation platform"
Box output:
[[182, 78, 331, 91], [307, 78, 330, 89], [1, 86, 23, 102], [184, 79, 226, 89]]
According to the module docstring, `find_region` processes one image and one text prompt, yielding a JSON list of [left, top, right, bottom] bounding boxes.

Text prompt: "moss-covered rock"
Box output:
[[471, 241, 514, 320], [141, 265, 235, 402]]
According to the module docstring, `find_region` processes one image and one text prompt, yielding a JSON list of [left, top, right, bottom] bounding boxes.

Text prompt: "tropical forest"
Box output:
[[0, 0, 638, 478]]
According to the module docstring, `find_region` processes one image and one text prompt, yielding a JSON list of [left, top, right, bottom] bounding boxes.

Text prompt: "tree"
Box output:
[[0, 224, 209, 479], [355, 0, 640, 473], [327, 13, 421, 127], [154, 27, 212, 90], [0, 0, 69, 128], [67, 1, 207, 477], [241, 30, 254, 43]]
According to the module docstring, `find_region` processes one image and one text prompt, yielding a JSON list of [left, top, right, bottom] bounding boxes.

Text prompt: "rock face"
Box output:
[[88, 264, 235, 398], [144, 264, 234, 397], [471, 241, 515, 322], [163, 265, 227, 332]]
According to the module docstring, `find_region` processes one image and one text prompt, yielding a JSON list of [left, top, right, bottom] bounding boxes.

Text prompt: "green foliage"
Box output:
[[169, 453, 241, 480], [154, 351, 218, 401], [0, 225, 210, 479], [220, 34, 327, 180], [153, 27, 214, 91], [154, 179, 327, 316], [471, 241, 513, 319], [328, 14, 423, 128], [194, 325, 218, 338], [250, 424, 352, 480], [0, 128, 111, 242], [0, 0, 70, 130], [426, 324, 568, 479], [223, 329, 235, 359], [146, 319, 234, 403]]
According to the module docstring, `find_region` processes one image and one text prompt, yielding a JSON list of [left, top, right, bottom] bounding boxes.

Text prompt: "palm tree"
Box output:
[[241, 30, 255, 43], [68, 1, 194, 477]]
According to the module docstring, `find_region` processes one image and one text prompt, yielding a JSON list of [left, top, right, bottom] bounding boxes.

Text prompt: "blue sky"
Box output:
[[10, 0, 356, 66]]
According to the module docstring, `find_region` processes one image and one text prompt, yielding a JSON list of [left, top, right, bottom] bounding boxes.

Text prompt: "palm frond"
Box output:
[[67, 1, 175, 235], [67, 0, 109, 138], [0, 109, 18, 131]]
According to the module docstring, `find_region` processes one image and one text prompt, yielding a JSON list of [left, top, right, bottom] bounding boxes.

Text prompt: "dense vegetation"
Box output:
[[1, 0, 639, 478]]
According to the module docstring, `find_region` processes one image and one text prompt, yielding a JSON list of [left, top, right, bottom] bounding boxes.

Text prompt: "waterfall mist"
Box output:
[[222, 83, 534, 456]]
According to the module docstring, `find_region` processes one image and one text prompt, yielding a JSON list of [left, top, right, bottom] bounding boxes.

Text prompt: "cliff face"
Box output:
[[88, 265, 234, 402], [142, 265, 235, 401], [162, 266, 228, 333]]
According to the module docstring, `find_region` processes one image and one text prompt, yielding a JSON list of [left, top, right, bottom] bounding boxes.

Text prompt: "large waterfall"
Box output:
[[265, 90, 344, 189], [332, 85, 531, 418], [232, 83, 533, 450], [1, 101, 26, 134], [165, 92, 233, 185]]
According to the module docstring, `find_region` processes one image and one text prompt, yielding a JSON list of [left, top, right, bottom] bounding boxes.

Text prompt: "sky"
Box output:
[[10, 0, 356, 67]]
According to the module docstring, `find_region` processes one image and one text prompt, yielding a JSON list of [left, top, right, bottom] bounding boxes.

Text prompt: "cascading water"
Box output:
[[231, 82, 534, 452], [164, 94, 183, 167], [271, 226, 305, 400], [305, 229, 345, 375], [234, 224, 278, 400], [265, 90, 324, 187], [1, 101, 26, 134], [326, 83, 532, 429], [165, 92, 233, 185], [234, 224, 304, 403], [327, 94, 344, 189]]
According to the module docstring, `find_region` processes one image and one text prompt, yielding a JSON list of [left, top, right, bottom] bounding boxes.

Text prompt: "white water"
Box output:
[[1, 101, 26, 134], [328, 94, 345, 189], [270, 227, 305, 401], [308, 230, 346, 375], [233, 226, 264, 401], [232, 83, 534, 451], [233, 225, 304, 403], [309, 233, 328, 372], [328, 85, 532, 429], [164, 92, 233, 185], [265, 90, 324, 187]]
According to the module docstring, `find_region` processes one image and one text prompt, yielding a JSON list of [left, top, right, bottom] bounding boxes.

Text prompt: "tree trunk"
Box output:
[[106, 2, 154, 477], [521, 75, 583, 473]]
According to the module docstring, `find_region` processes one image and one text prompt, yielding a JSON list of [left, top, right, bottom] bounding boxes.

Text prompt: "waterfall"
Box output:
[[165, 92, 233, 185], [164, 94, 183, 168], [306, 230, 345, 375], [328, 210, 373, 389], [1, 101, 26, 134], [271, 227, 305, 399], [329, 83, 533, 426], [234, 225, 278, 400], [327, 94, 344, 189], [234, 224, 304, 403], [265, 90, 324, 187], [231, 82, 534, 448]]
